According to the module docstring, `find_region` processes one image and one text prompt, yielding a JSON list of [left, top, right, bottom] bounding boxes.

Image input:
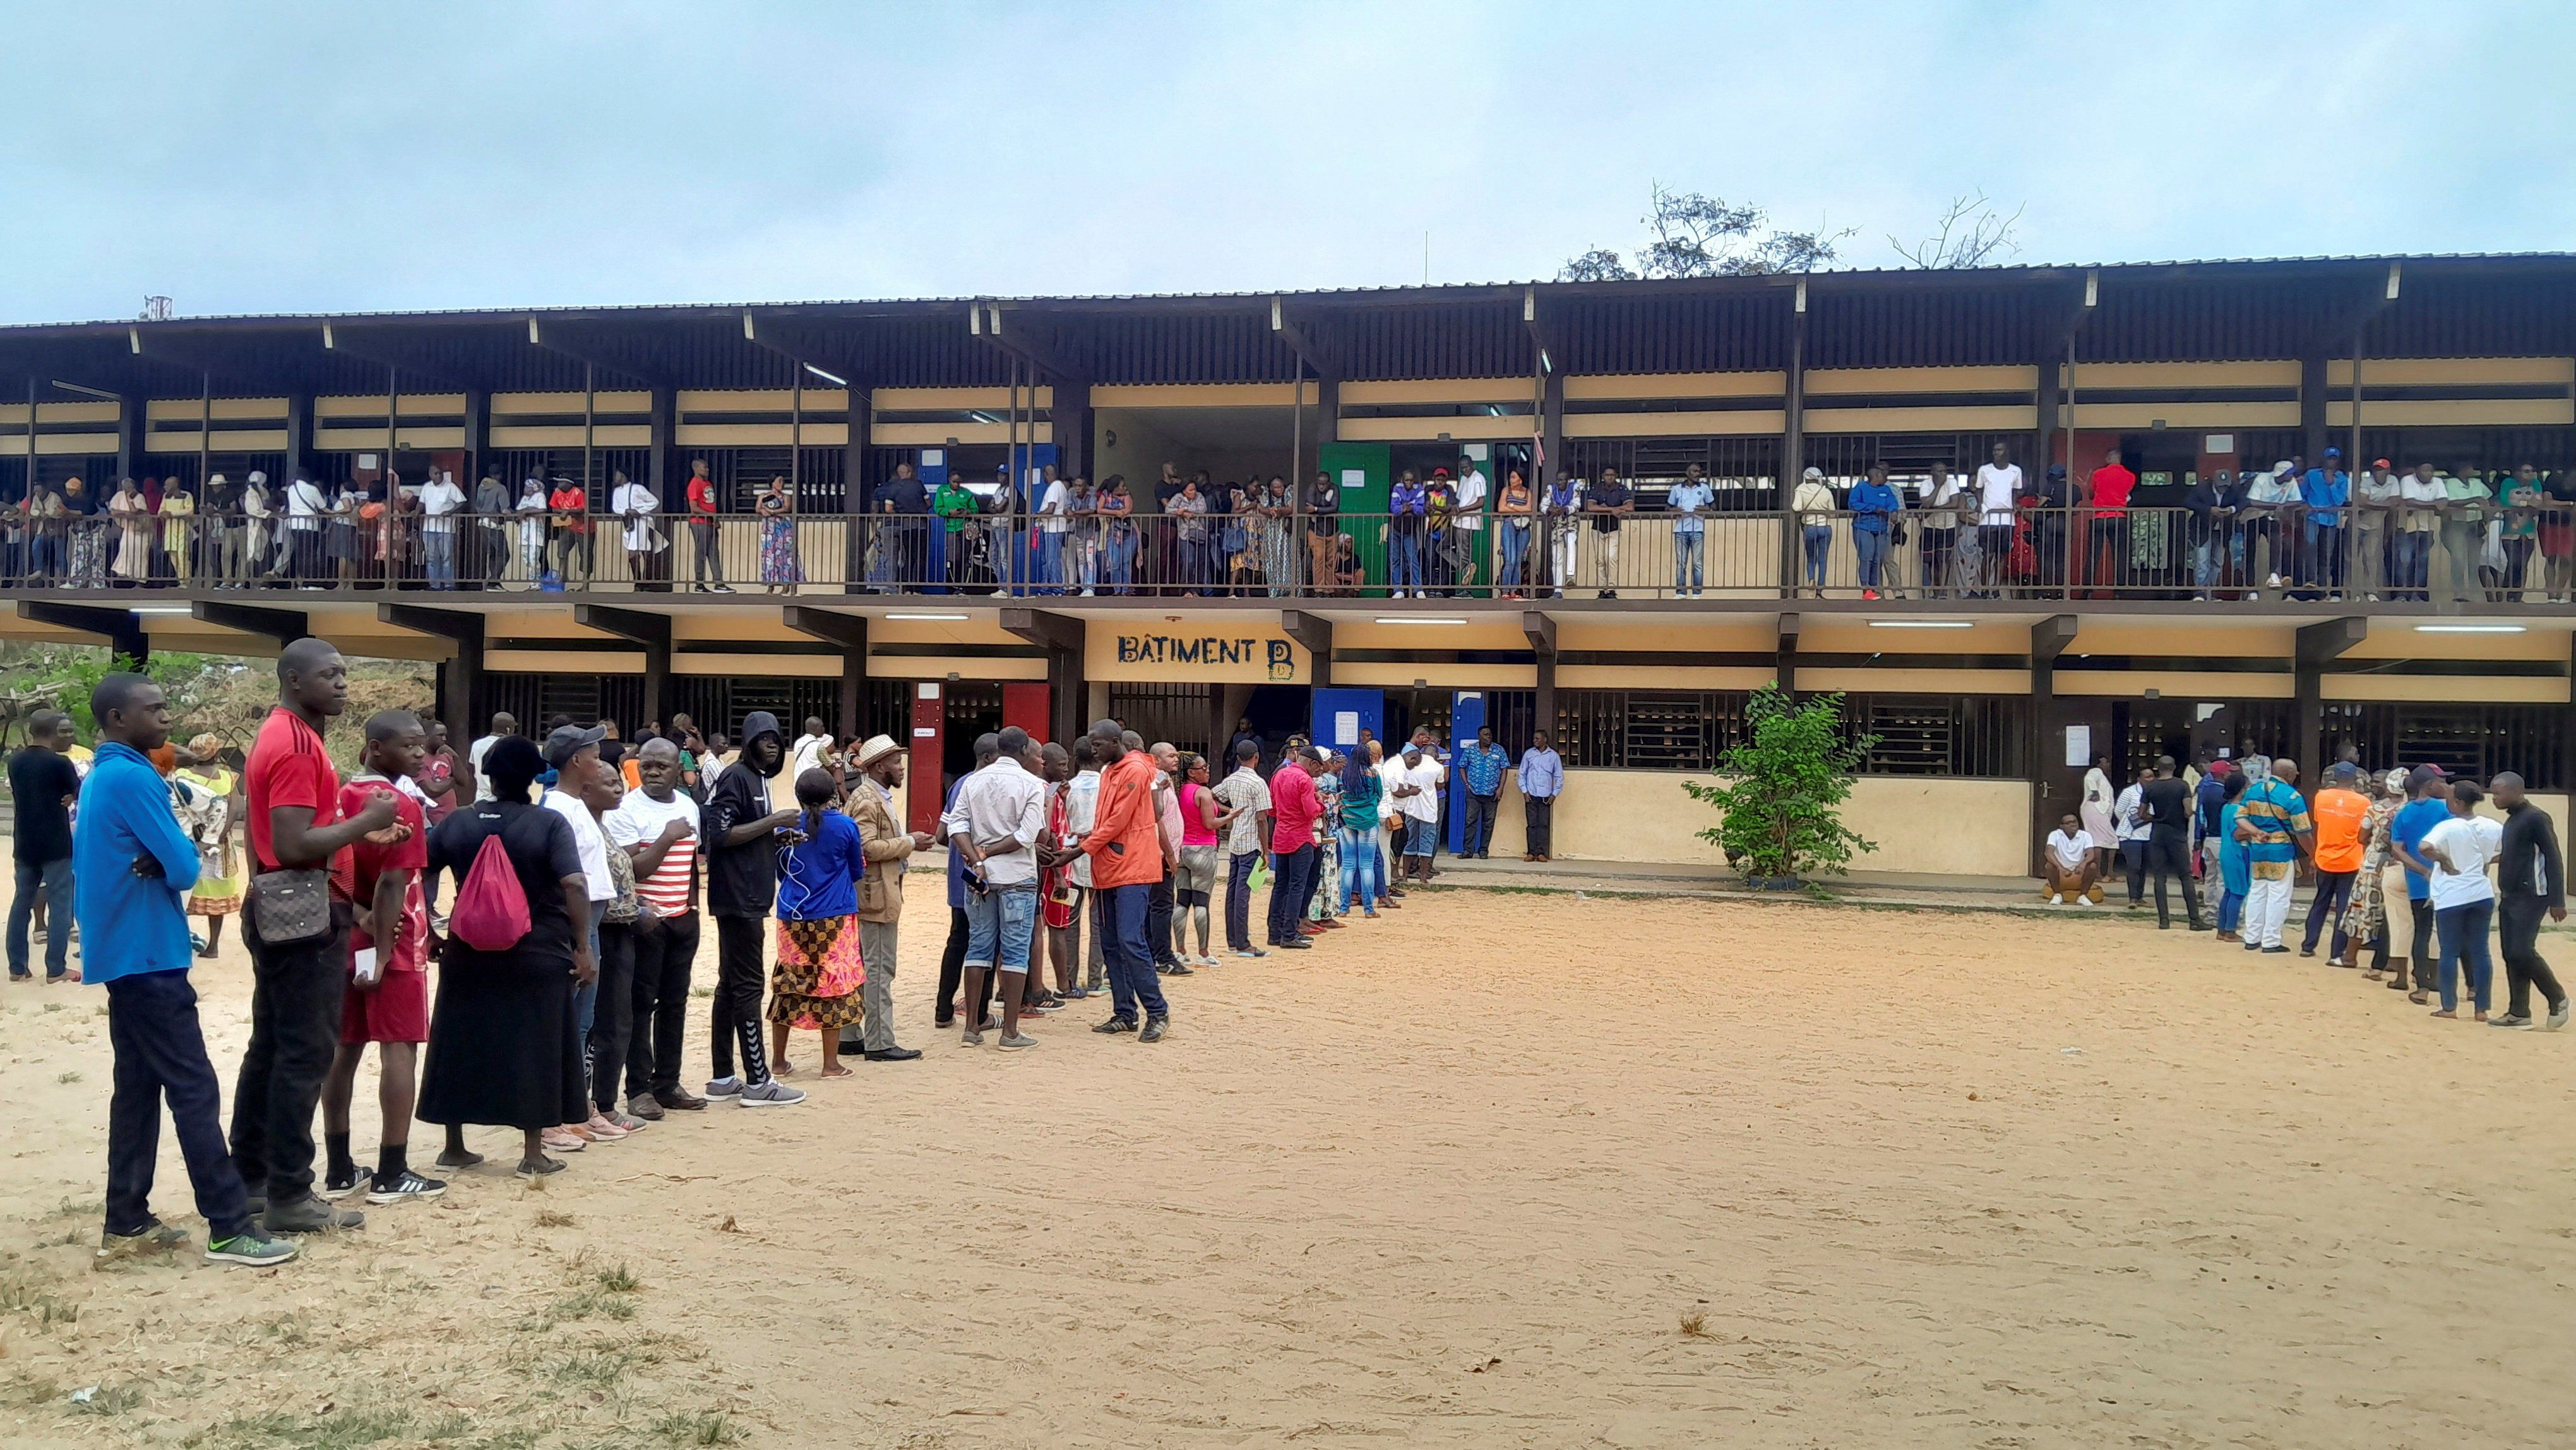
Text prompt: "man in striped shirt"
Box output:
[[605, 739, 705, 1118], [2235, 758, 2316, 954]]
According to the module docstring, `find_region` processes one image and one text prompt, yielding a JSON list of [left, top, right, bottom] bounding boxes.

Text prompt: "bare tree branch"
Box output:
[[1890, 192, 2026, 269]]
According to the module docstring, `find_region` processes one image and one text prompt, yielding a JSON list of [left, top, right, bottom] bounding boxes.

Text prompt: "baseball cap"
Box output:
[[542, 722, 608, 769]]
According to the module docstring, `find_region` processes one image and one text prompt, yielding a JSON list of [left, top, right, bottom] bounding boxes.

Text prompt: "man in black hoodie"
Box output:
[[2489, 772, 2569, 1030], [700, 712, 807, 1106]]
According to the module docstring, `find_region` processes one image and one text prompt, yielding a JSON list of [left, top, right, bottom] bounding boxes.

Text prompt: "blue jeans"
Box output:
[[2390, 530, 2430, 598], [1338, 825, 1378, 912], [1854, 527, 1889, 589], [2216, 889, 2243, 935], [2193, 530, 2243, 589], [2304, 520, 2345, 589], [9, 856, 75, 979], [1801, 524, 1832, 587], [1497, 521, 1528, 590], [1034, 532, 1063, 593], [2436, 899, 2496, 1014], [963, 882, 1039, 974], [1674, 530, 1704, 592], [1102, 882, 1168, 1022], [1390, 532, 1424, 592], [424, 528, 456, 587]]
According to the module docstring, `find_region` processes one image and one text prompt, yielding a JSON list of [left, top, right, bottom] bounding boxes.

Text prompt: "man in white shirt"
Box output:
[[285, 472, 329, 587], [417, 469, 466, 590], [605, 738, 707, 1113], [2043, 813, 2101, 905], [1917, 462, 1972, 597], [1394, 743, 1444, 884], [2411, 779, 2505, 1020], [2241, 461, 2301, 592], [610, 470, 665, 591], [939, 725, 1048, 1048], [787, 718, 833, 783], [1450, 458, 1488, 592], [2114, 767, 2152, 909], [2351, 458, 2401, 601], [2394, 462, 2445, 601], [468, 710, 516, 802], [1033, 465, 1070, 594], [540, 725, 620, 1144], [1974, 444, 2022, 596]]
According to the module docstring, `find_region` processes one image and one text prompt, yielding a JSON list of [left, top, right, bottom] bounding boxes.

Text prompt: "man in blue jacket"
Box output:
[[80, 672, 297, 1267]]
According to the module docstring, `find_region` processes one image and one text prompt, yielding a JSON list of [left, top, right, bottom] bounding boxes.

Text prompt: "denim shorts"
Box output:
[[963, 882, 1039, 974], [1404, 816, 1436, 855]]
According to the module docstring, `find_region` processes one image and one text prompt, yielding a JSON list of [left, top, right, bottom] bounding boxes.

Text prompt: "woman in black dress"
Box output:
[[417, 736, 598, 1177]]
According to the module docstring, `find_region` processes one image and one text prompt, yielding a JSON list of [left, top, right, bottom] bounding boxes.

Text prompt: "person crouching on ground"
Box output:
[[81, 671, 298, 1267], [2042, 813, 2100, 904], [768, 769, 869, 1077], [318, 710, 447, 1205]]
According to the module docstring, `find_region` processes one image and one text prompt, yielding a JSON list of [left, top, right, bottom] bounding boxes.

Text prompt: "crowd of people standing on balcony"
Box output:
[[5, 448, 2569, 601]]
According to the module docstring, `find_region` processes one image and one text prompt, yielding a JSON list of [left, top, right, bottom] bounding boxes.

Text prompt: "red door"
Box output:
[[907, 683, 943, 836], [1002, 682, 1051, 745]]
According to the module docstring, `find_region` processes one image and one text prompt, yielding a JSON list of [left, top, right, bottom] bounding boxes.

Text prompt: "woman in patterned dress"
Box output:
[[756, 476, 804, 593], [2349, 768, 2409, 974], [768, 769, 866, 1077]]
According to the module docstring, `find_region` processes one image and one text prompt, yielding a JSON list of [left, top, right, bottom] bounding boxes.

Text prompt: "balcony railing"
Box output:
[[3, 505, 2567, 604]]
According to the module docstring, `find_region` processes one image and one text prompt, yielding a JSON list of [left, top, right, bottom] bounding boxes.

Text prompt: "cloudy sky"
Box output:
[[4, 1, 2565, 323]]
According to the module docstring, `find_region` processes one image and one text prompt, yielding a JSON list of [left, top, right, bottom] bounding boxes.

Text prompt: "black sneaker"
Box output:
[[321, 1165, 364, 1200], [265, 1195, 364, 1234], [366, 1169, 448, 1204], [1093, 1016, 1138, 1034], [2488, 1014, 2535, 1029], [516, 1155, 567, 1178], [1159, 961, 1195, 976], [1139, 1016, 1169, 1043]]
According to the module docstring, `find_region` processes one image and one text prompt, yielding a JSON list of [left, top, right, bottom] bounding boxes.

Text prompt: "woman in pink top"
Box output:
[[1174, 753, 1223, 967]]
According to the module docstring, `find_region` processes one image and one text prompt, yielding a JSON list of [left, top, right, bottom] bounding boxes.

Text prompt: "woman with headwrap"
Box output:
[[415, 735, 596, 1178], [172, 734, 244, 956]]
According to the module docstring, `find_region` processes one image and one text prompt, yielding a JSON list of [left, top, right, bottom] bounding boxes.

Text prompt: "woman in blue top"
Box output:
[[1337, 752, 1384, 918], [1849, 463, 1906, 600], [768, 769, 868, 1077], [2215, 772, 2251, 940]]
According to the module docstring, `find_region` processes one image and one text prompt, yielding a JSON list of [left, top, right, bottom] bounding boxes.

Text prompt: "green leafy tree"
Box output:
[[1683, 686, 1876, 882]]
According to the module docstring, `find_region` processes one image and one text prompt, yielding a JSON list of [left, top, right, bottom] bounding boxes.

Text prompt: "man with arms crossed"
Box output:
[[1083, 720, 1173, 1038], [845, 734, 933, 1060], [606, 738, 710, 1116]]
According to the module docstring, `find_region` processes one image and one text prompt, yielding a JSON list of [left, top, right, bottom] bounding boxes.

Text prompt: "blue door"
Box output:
[[1446, 690, 1488, 853], [920, 450, 951, 592], [1310, 687, 1383, 761]]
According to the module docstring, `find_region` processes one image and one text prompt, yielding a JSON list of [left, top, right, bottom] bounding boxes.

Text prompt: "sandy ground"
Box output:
[[5, 877, 2576, 1449]]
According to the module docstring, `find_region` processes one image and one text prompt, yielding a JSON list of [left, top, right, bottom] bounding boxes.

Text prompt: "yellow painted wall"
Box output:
[[1481, 769, 2029, 877]]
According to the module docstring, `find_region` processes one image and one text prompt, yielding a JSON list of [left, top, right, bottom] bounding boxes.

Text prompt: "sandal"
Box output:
[[2407, 991, 2429, 1005]]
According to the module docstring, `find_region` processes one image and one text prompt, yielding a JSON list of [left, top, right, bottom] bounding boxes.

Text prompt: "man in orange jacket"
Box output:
[[1080, 719, 1174, 1041]]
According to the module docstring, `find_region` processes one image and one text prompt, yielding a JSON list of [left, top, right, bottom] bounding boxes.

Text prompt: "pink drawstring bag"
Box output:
[[448, 832, 530, 950]]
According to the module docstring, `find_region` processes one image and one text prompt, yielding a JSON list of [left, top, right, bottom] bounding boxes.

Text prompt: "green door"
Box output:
[[1319, 441, 1392, 594]]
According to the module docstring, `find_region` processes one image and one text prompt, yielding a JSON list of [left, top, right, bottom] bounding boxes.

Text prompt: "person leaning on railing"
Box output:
[[1494, 467, 1534, 599], [2183, 468, 2245, 601], [1916, 462, 1967, 599], [2436, 463, 2491, 604], [1849, 463, 1905, 601], [2351, 458, 2402, 601], [2500, 464, 2545, 603], [1667, 463, 1712, 599], [1791, 466, 1836, 597]]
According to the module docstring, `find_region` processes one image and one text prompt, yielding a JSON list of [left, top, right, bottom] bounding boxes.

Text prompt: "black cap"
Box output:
[[542, 723, 608, 769]]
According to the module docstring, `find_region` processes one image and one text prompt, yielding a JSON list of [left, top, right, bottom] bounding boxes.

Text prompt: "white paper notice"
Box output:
[[1333, 710, 1360, 746], [1340, 469, 1367, 489], [2063, 724, 2091, 768]]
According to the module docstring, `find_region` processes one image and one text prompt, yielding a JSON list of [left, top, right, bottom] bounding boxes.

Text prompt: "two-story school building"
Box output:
[[2, 253, 2572, 872]]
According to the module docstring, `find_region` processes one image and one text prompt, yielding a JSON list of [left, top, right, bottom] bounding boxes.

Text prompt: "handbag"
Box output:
[[247, 867, 333, 946]]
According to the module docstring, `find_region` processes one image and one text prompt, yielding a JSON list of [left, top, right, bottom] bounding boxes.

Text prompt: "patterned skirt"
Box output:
[[768, 914, 866, 1030]]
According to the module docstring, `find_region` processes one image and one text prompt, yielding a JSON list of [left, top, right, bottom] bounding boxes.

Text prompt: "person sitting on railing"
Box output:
[[2183, 467, 2246, 601], [1791, 465, 1836, 598], [1387, 469, 1428, 598], [1849, 463, 1905, 602]]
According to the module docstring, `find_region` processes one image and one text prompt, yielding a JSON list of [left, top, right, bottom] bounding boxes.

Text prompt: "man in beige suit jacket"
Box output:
[[849, 735, 934, 1061]]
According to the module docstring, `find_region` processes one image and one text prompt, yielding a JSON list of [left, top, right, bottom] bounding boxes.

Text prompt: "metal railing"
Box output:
[[0, 504, 2567, 603]]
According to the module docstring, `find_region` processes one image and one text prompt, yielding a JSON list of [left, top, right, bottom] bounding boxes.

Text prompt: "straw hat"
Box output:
[[852, 733, 904, 769]]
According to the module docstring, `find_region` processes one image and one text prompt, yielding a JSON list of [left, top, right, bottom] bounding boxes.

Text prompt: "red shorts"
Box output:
[[340, 968, 429, 1045]]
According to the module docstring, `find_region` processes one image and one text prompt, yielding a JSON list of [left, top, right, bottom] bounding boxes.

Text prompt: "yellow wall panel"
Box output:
[[2054, 402, 2302, 428], [1088, 382, 1318, 409], [1565, 371, 1784, 401], [2329, 356, 2574, 387], [1804, 405, 2036, 433], [1563, 409, 1784, 438], [1339, 378, 1537, 405], [2328, 398, 2576, 428], [867, 422, 1053, 446], [2056, 669, 2293, 699], [1805, 364, 2037, 395], [871, 386, 1052, 410], [1335, 415, 1539, 443], [2058, 360, 2300, 389]]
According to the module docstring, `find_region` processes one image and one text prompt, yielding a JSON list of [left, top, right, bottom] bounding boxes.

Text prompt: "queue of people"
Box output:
[[2041, 746, 2568, 1030]]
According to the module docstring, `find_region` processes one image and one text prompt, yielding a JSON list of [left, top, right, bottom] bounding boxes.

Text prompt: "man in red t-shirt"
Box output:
[[547, 478, 591, 584], [231, 638, 398, 1236], [1265, 748, 1323, 950], [2082, 446, 2138, 594], [685, 458, 732, 592], [319, 710, 443, 1204]]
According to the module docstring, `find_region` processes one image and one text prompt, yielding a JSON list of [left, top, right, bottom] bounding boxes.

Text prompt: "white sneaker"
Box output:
[[2266, 572, 2282, 589], [2078, 897, 2096, 908], [1079, 588, 1095, 597], [2049, 892, 2064, 905]]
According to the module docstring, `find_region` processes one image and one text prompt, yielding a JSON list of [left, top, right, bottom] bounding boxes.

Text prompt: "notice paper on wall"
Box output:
[[1340, 469, 1366, 489], [1333, 710, 1359, 746], [2063, 724, 2091, 769]]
